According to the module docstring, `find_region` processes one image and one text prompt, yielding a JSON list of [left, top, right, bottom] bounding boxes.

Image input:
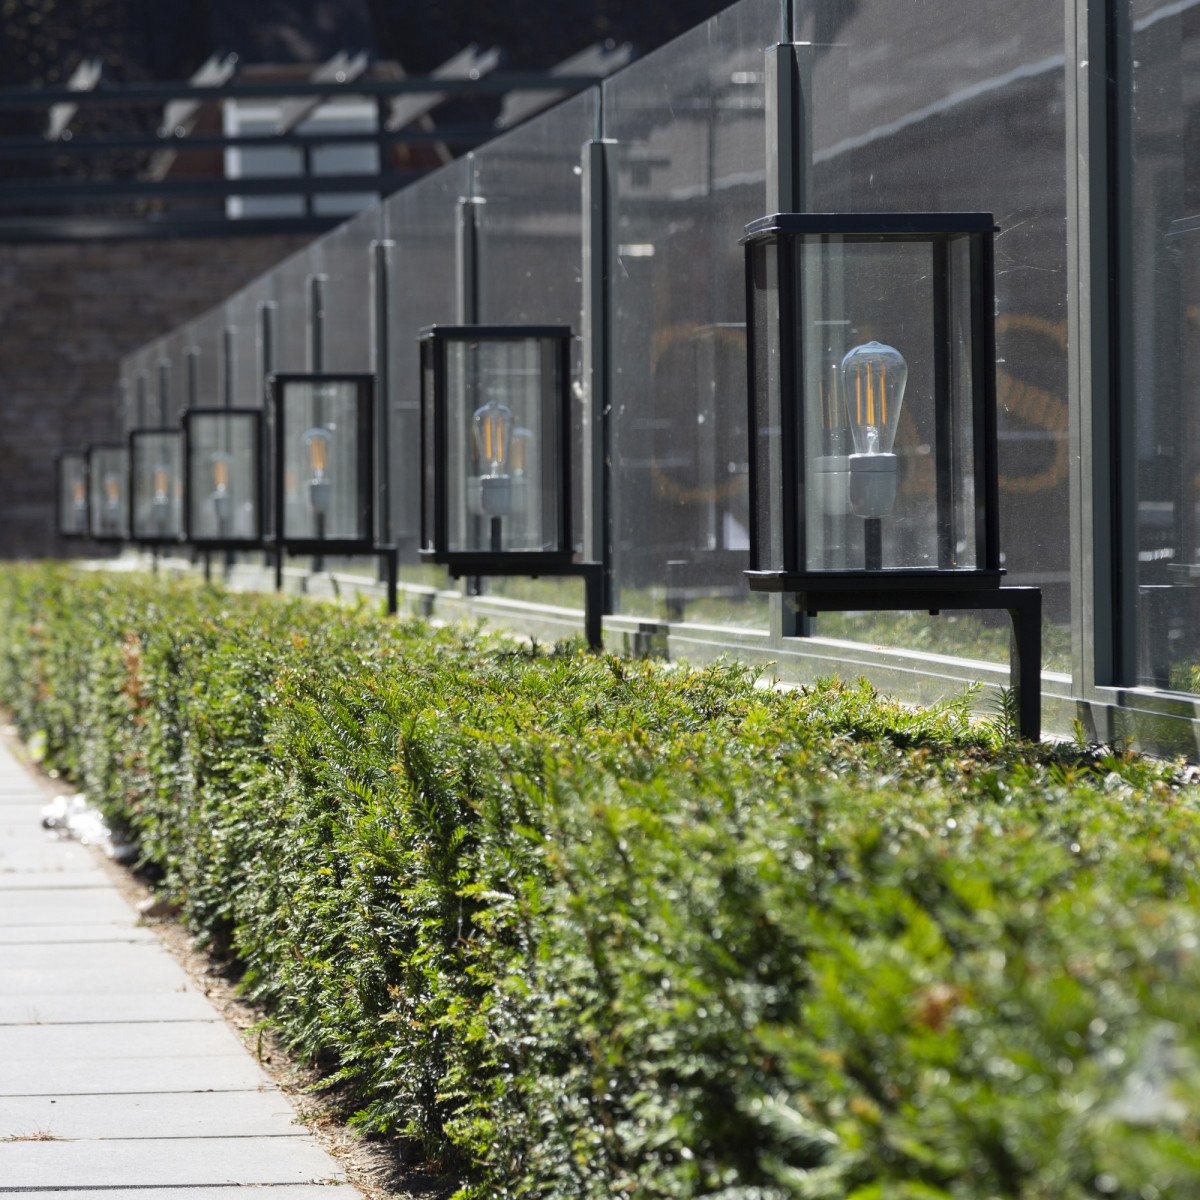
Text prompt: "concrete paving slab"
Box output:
[[0, 843, 105, 872], [0, 1135, 346, 1188], [0, 991, 217, 1025], [0, 1052, 270, 1096], [0, 1090, 304, 1140], [0, 889, 138, 926], [0, 1020, 255, 1062], [0, 923, 155, 945], [0, 871, 114, 889], [0, 942, 190, 993]]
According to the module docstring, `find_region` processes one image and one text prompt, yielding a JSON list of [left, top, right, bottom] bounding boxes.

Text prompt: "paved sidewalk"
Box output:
[[0, 736, 362, 1199]]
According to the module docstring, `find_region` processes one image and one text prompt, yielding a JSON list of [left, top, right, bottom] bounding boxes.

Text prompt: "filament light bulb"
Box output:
[[72, 480, 86, 511], [839, 341, 908, 522], [303, 428, 333, 517], [104, 474, 120, 510], [153, 466, 170, 505], [211, 453, 231, 494], [473, 395, 513, 476], [839, 340, 907, 456], [304, 428, 331, 479]]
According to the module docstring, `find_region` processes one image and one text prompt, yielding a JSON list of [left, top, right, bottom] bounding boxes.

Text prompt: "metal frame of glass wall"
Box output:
[[109, 0, 1200, 757]]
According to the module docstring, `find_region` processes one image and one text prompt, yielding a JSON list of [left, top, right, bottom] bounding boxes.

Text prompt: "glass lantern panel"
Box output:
[[131, 432, 183, 541], [279, 380, 366, 542], [88, 447, 128, 539], [444, 337, 563, 555], [749, 240, 783, 572], [187, 414, 260, 542], [793, 235, 979, 574], [58, 456, 89, 536]]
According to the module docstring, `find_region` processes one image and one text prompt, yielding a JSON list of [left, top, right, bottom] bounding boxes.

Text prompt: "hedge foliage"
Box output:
[[2, 563, 1200, 1199]]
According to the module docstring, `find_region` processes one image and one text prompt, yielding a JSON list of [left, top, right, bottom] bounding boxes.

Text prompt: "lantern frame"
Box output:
[[128, 426, 185, 547], [266, 373, 376, 555], [742, 211, 1042, 739], [85, 442, 130, 544], [418, 324, 605, 648], [55, 450, 91, 540], [742, 211, 1003, 594], [181, 406, 265, 550]]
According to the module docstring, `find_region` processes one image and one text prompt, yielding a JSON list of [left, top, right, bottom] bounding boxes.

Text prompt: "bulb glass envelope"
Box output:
[[182, 408, 264, 549], [129, 428, 184, 545], [267, 374, 374, 552], [418, 325, 572, 571], [86, 443, 129, 543], [741, 212, 1003, 593], [55, 450, 90, 539]]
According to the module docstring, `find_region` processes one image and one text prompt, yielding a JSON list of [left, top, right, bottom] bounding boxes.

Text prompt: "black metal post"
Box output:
[[490, 516, 502, 553], [1005, 587, 1043, 742], [582, 562, 605, 652], [864, 519, 883, 571], [378, 545, 399, 616]]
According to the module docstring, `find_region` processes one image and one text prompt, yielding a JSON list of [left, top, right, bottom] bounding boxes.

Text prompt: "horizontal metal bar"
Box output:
[[0, 171, 420, 204], [0, 74, 605, 109], [0, 213, 344, 243], [0, 126, 494, 157]]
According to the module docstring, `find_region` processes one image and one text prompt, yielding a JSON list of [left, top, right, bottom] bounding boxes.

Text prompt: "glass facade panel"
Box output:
[[605, 0, 776, 627], [795, 0, 1069, 664], [1129, 0, 1200, 691], [383, 159, 468, 580], [316, 206, 379, 374], [472, 92, 595, 603], [130, 431, 183, 542]]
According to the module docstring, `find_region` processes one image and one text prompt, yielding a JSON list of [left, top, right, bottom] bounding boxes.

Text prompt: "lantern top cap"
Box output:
[[741, 212, 998, 243], [182, 406, 264, 419], [419, 324, 573, 341]]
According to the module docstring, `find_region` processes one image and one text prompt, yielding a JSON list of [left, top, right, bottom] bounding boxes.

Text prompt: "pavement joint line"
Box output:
[[0, 1020, 223, 1027], [0, 1089, 277, 1099], [0, 1135, 313, 1143], [0, 1186, 343, 1193]]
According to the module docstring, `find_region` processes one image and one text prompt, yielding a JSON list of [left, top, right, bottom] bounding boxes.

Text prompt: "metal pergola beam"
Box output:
[[0, 127, 492, 157], [0, 73, 605, 109]]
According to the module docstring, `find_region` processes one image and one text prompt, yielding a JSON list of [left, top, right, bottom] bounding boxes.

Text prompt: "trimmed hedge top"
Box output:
[[2, 564, 1199, 1199]]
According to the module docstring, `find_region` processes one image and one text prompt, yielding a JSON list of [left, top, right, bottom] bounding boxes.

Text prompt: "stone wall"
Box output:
[[0, 234, 309, 559]]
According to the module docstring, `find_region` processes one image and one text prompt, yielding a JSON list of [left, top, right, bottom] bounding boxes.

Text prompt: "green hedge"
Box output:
[[2, 563, 1199, 1199]]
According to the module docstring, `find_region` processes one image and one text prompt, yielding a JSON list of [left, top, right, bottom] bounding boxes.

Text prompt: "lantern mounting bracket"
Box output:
[[791, 585, 1042, 741]]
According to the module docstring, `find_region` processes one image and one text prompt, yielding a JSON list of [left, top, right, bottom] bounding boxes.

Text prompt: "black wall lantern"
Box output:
[[86, 443, 129, 543], [418, 325, 604, 648], [129, 428, 184, 545], [742, 212, 1042, 738], [182, 407, 264, 550], [55, 450, 90, 539], [267, 373, 397, 611]]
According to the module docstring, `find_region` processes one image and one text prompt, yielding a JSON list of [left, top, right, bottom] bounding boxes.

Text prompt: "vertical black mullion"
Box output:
[[932, 235, 955, 568], [745, 241, 761, 572], [419, 337, 430, 551], [973, 229, 1002, 571], [779, 235, 802, 574], [359, 378, 374, 543], [273, 380, 286, 550], [434, 336, 449, 553], [182, 414, 193, 543], [558, 332, 572, 556]]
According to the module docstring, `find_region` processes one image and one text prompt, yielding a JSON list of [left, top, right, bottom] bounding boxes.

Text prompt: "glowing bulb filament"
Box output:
[[153, 467, 169, 504], [212, 457, 229, 492], [104, 475, 120, 508], [304, 429, 331, 480], [473, 396, 513, 475], [72, 481, 86, 508]]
